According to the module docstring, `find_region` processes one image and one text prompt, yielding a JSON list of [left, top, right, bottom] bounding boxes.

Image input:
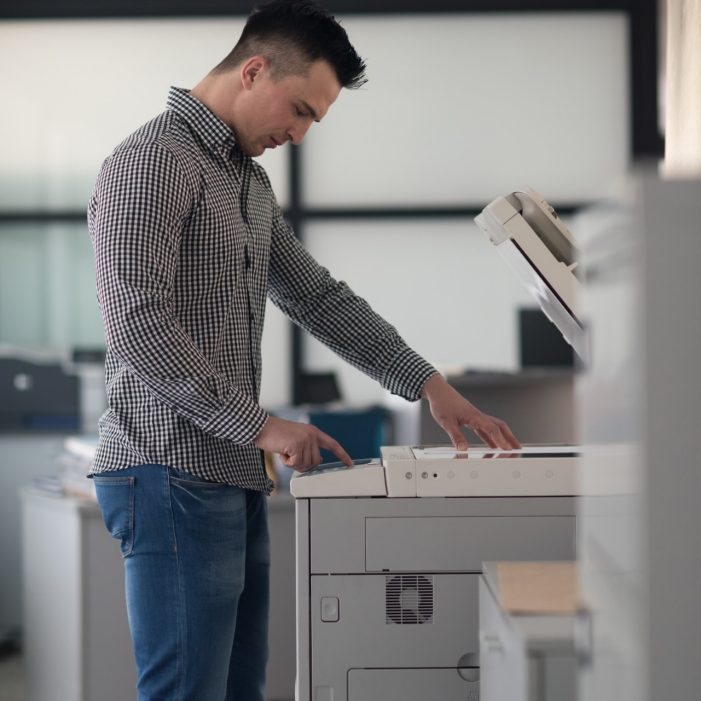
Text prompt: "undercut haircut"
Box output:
[[213, 0, 367, 89]]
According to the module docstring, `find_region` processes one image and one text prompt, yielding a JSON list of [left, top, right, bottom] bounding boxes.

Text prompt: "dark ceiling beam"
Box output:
[[0, 1, 634, 20], [1, 0, 661, 157], [0, 204, 586, 225], [628, 0, 663, 156]]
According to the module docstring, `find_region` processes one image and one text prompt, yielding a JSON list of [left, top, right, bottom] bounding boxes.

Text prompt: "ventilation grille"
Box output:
[[385, 574, 434, 624]]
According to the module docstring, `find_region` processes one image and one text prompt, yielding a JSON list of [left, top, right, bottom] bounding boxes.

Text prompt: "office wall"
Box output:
[[0, 224, 102, 347], [0, 12, 629, 408], [0, 18, 290, 408], [303, 14, 629, 207], [304, 220, 534, 403], [301, 13, 629, 404], [0, 19, 289, 210]]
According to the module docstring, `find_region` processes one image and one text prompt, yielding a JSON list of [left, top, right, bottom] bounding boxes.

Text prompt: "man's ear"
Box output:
[[240, 56, 267, 91]]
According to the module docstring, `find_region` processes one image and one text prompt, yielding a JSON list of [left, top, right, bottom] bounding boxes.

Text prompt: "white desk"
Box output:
[[22, 488, 136, 701], [479, 562, 577, 701]]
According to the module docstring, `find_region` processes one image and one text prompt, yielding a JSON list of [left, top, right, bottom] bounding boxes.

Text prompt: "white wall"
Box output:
[[0, 19, 289, 209], [303, 14, 629, 206], [300, 12, 629, 405], [0, 12, 630, 408], [0, 18, 291, 409], [304, 220, 534, 404]]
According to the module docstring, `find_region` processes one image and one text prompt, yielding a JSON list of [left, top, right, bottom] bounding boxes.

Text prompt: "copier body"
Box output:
[[294, 447, 577, 701], [294, 187, 584, 700]]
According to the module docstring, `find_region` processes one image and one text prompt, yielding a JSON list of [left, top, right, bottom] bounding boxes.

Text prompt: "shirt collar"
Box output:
[[166, 86, 239, 159]]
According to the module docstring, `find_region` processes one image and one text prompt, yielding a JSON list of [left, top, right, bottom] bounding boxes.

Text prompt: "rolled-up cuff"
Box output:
[[204, 392, 269, 445], [382, 347, 438, 402]]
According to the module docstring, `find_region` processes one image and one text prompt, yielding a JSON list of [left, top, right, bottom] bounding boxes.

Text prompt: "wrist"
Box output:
[[420, 372, 444, 400], [252, 413, 272, 446]]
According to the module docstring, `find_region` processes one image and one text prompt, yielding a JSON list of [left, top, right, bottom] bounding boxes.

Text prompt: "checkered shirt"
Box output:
[[88, 86, 437, 492]]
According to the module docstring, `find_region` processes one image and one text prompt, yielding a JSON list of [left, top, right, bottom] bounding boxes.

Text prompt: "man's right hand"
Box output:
[[254, 416, 353, 472]]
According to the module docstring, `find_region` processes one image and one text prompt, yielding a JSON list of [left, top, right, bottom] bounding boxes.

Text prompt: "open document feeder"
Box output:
[[474, 186, 586, 361], [290, 445, 579, 498]]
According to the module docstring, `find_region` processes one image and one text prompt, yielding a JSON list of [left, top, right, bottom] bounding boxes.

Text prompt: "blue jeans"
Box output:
[[93, 464, 270, 701]]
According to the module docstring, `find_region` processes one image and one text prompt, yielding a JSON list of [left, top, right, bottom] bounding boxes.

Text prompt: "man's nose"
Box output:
[[287, 119, 313, 145]]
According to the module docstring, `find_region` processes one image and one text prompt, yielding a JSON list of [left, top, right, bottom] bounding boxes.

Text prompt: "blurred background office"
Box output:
[[0, 1, 674, 700]]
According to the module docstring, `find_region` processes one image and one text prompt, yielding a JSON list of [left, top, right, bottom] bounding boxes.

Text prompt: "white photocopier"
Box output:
[[291, 188, 584, 701]]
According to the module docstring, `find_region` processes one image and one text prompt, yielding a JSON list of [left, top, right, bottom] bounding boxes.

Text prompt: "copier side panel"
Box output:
[[310, 497, 576, 574], [348, 668, 479, 701], [295, 499, 311, 701], [311, 573, 479, 700], [366, 515, 574, 572], [303, 496, 575, 701]]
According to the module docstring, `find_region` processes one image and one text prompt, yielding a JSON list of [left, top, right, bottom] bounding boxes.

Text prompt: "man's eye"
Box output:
[[294, 107, 304, 117]]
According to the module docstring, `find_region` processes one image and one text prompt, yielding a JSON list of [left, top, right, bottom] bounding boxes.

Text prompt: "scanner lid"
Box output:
[[475, 187, 587, 362]]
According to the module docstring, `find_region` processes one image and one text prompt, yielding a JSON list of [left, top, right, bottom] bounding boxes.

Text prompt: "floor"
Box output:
[[0, 653, 25, 701], [0, 650, 294, 701], [0, 651, 296, 701]]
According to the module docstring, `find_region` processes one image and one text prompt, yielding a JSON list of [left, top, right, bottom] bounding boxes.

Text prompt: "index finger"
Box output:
[[318, 432, 353, 467]]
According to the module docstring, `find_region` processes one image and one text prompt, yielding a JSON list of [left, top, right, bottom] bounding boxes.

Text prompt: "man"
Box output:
[[89, 1, 520, 699]]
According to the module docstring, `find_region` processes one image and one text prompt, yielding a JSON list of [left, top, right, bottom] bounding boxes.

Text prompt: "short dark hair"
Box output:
[[214, 0, 367, 89]]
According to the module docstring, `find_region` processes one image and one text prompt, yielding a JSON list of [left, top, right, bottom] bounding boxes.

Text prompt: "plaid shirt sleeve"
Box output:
[[91, 142, 268, 445], [266, 203, 438, 401]]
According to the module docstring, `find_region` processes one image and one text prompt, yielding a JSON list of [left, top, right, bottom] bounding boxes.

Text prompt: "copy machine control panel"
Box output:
[[290, 445, 580, 498]]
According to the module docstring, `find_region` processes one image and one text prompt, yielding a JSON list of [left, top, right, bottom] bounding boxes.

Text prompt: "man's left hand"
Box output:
[[421, 374, 521, 451]]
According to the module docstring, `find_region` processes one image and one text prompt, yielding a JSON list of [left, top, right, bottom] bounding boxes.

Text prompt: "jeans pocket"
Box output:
[[168, 468, 225, 489], [93, 475, 135, 558]]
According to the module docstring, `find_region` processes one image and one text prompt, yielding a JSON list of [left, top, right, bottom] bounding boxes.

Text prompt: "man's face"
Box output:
[[231, 58, 342, 157]]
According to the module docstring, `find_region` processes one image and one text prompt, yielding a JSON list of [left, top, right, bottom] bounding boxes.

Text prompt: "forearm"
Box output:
[[268, 217, 436, 401]]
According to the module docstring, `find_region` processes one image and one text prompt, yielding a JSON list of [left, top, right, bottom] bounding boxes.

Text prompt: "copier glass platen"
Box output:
[[474, 186, 586, 362]]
